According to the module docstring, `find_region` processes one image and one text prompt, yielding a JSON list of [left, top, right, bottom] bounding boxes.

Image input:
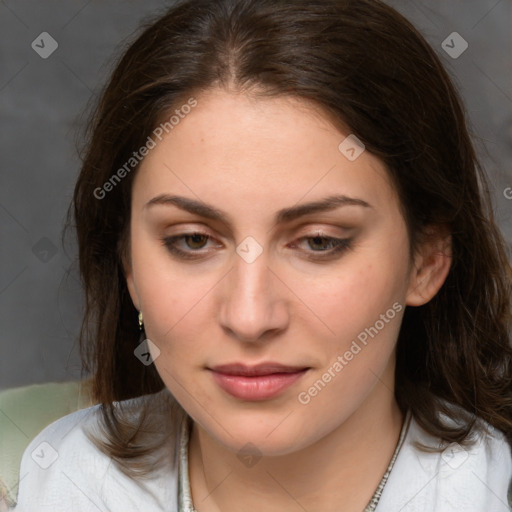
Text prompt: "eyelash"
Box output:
[[161, 231, 353, 261]]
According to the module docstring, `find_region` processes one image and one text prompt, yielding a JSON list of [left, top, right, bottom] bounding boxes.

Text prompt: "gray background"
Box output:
[[1, 0, 511, 389]]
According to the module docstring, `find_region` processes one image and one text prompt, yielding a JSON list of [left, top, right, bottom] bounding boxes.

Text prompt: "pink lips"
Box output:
[[209, 363, 309, 401]]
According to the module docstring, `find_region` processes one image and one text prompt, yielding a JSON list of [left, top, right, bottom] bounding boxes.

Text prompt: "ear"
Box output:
[[406, 224, 452, 307]]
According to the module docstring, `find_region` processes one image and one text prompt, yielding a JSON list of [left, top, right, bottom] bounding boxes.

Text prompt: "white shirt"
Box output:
[[11, 392, 512, 512]]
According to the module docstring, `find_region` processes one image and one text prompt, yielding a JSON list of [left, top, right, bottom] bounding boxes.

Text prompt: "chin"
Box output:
[[199, 411, 319, 456]]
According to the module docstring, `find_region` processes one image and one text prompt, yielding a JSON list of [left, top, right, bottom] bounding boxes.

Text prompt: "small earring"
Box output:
[[137, 311, 146, 345]]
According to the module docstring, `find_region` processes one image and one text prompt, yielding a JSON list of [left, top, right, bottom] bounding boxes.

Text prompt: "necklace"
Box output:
[[179, 411, 411, 512]]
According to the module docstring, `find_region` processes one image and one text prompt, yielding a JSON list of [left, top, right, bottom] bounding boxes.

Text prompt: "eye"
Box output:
[[161, 232, 221, 259], [305, 235, 338, 251], [180, 233, 209, 249], [161, 231, 353, 262], [291, 233, 353, 260]]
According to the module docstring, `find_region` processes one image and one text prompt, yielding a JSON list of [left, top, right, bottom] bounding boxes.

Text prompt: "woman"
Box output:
[[12, 0, 512, 510]]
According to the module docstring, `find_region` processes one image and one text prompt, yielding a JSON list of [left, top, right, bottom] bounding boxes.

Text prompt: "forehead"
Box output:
[[133, 88, 397, 217]]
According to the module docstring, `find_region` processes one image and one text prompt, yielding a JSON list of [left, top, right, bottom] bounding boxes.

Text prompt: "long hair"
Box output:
[[70, 0, 512, 476]]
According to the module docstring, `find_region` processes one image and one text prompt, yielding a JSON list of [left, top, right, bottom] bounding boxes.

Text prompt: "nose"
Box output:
[[218, 249, 290, 343]]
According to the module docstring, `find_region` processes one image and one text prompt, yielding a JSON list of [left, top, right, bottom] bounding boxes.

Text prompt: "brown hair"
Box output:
[[70, 0, 512, 475]]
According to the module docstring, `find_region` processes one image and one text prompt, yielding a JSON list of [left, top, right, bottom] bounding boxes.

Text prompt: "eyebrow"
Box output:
[[144, 194, 371, 225]]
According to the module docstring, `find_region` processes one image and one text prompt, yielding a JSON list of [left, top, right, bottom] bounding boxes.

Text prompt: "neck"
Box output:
[[188, 385, 404, 512]]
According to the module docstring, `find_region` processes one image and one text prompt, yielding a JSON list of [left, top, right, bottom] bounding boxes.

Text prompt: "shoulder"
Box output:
[[12, 391, 182, 512], [377, 410, 512, 512]]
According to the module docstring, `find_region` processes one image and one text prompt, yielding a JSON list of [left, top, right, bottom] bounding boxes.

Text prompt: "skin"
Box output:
[[125, 87, 451, 512]]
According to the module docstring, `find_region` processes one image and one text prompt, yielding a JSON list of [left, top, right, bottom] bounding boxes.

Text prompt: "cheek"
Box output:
[[314, 255, 408, 343], [138, 272, 211, 351], [129, 234, 213, 352], [296, 264, 405, 419], [302, 244, 409, 403]]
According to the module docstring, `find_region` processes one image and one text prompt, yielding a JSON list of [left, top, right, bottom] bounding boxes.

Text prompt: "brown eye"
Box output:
[[183, 233, 209, 249], [161, 232, 221, 260], [291, 235, 353, 261], [307, 235, 333, 251]]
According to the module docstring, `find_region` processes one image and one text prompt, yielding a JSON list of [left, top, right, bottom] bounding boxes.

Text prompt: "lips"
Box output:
[[210, 362, 309, 376], [208, 362, 310, 400]]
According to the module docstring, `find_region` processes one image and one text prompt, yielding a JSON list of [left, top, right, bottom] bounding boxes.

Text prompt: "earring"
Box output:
[[138, 311, 145, 344]]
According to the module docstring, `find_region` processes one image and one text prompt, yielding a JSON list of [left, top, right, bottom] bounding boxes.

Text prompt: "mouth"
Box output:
[[208, 362, 310, 400]]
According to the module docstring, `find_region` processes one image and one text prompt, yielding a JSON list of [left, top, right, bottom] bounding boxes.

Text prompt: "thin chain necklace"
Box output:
[[179, 411, 411, 512]]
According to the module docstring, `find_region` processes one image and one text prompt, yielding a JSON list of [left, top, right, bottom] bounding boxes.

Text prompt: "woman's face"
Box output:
[[126, 88, 422, 455]]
